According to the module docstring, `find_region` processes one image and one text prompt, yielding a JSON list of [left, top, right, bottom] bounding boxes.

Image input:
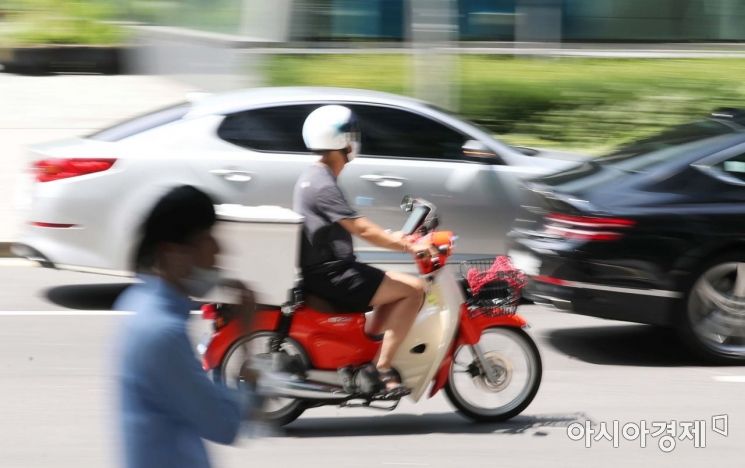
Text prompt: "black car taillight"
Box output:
[[544, 213, 635, 241]]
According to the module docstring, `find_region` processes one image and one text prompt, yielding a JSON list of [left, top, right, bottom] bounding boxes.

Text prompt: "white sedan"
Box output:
[[14, 87, 579, 276]]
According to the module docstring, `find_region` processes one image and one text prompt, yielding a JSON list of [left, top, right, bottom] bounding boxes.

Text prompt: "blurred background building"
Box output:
[[116, 0, 745, 42], [113, 0, 745, 97]]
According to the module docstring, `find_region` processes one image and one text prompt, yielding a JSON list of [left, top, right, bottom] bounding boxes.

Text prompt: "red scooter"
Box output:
[[200, 197, 541, 426]]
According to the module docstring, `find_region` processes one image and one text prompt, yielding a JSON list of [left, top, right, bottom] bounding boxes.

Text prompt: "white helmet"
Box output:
[[302, 105, 360, 161]]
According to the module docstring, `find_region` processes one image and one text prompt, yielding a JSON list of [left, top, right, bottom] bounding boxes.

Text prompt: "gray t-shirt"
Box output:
[[293, 164, 361, 268]]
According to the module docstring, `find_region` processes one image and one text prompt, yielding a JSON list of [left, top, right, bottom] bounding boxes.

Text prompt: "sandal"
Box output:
[[376, 368, 411, 399], [348, 363, 380, 394]]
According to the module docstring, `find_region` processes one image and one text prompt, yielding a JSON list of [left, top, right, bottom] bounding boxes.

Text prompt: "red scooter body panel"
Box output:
[[428, 306, 528, 397], [202, 306, 381, 371], [201, 309, 281, 370], [290, 307, 380, 369], [458, 308, 527, 345]]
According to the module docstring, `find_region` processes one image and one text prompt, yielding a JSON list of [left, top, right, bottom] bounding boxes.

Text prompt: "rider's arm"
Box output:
[[338, 217, 416, 254], [314, 184, 422, 254]]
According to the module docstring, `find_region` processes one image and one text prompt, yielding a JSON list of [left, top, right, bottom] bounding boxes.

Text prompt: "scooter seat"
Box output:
[[304, 294, 371, 314]]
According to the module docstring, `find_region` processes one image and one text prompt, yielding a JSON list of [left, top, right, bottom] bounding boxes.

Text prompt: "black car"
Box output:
[[509, 109, 745, 362]]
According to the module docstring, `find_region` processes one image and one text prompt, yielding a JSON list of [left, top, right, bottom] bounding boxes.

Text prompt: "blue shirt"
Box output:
[[115, 276, 246, 468]]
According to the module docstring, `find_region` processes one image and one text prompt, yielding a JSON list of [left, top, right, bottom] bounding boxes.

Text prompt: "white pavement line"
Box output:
[[0, 258, 33, 267], [382, 464, 429, 467], [0, 310, 204, 316], [713, 375, 745, 383]]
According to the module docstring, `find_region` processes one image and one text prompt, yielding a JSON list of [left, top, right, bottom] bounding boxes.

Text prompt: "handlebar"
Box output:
[[406, 230, 454, 274], [399, 198, 454, 273]]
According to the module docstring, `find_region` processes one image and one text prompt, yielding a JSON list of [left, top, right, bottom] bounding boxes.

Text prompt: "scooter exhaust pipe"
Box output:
[[262, 376, 351, 400], [251, 355, 351, 400]]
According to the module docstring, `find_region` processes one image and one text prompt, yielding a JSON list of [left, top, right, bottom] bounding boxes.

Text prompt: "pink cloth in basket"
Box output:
[[466, 256, 527, 296]]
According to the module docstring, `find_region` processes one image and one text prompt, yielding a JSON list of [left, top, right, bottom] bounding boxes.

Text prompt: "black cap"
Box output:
[[134, 185, 216, 271]]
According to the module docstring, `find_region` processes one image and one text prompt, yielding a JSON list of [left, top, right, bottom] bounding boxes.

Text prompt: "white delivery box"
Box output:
[[214, 204, 304, 305]]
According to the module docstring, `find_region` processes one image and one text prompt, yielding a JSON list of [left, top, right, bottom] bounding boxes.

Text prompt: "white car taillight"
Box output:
[[33, 158, 116, 183]]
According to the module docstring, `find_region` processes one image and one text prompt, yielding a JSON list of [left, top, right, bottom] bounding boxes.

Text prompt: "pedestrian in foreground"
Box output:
[[115, 185, 256, 468]]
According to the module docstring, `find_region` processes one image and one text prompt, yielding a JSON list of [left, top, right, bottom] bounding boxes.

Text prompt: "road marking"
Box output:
[[0, 310, 204, 316], [713, 375, 745, 383], [382, 464, 429, 467], [0, 258, 33, 267]]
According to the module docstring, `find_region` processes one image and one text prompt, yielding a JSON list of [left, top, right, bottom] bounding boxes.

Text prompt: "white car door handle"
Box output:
[[210, 169, 253, 183], [360, 174, 407, 188]]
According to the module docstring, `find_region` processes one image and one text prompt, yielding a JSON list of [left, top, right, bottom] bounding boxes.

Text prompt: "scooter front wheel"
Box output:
[[445, 327, 542, 422], [215, 331, 308, 427]]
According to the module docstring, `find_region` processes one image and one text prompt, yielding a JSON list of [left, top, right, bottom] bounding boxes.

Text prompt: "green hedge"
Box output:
[[0, 0, 124, 46], [267, 54, 745, 153]]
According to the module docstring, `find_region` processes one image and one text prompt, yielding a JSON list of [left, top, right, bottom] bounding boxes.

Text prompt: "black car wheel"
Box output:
[[679, 252, 745, 363]]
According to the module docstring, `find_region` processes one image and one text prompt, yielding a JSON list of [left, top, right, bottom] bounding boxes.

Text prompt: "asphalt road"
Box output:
[[1, 260, 743, 467]]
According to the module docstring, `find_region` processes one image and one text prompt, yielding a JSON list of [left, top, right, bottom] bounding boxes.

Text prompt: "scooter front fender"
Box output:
[[201, 309, 281, 371], [428, 307, 528, 398], [458, 308, 528, 346]]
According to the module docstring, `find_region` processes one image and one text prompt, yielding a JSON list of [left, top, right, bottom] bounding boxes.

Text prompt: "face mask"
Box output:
[[346, 140, 360, 162], [182, 267, 222, 298]]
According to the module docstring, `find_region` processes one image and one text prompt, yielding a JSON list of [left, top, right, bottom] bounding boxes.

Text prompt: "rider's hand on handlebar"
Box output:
[[387, 230, 433, 257], [408, 241, 433, 258], [387, 230, 420, 254]]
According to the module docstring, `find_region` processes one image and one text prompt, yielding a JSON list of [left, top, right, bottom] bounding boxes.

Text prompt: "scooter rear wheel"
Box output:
[[445, 327, 541, 422], [215, 331, 308, 427]]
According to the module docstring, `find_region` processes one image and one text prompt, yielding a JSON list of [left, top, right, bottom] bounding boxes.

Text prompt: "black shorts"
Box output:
[[302, 261, 386, 312]]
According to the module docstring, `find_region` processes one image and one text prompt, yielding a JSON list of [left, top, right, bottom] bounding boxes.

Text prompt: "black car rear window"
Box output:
[[597, 120, 736, 167], [534, 122, 745, 194], [88, 102, 190, 142]]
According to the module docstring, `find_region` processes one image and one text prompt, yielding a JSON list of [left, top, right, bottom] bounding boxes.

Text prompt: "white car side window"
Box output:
[[217, 104, 319, 154], [350, 105, 467, 160]]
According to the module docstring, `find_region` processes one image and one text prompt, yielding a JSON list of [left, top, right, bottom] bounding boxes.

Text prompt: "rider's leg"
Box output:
[[369, 271, 425, 376], [365, 299, 399, 336], [367, 271, 424, 334]]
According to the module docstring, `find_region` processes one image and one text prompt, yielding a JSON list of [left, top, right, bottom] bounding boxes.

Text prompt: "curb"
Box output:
[[0, 242, 15, 258]]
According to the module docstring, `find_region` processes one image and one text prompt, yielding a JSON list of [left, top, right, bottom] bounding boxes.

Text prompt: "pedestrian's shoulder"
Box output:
[[116, 286, 185, 336], [122, 312, 186, 359], [114, 282, 152, 312]]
